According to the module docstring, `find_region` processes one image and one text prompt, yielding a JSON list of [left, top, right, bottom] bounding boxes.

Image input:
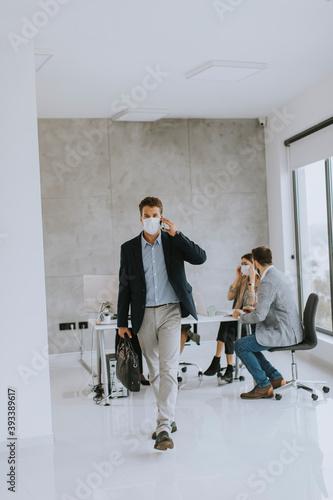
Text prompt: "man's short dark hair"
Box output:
[[252, 246, 273, 266], [241, 253, 253, 263], [139, 197, 163, 215]]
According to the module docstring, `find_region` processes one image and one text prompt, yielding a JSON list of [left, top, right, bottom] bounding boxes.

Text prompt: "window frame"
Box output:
[[292, 158, 333, 335]]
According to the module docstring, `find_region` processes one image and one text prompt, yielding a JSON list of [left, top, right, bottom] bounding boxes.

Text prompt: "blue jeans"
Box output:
[[234, 335, 283, 387]]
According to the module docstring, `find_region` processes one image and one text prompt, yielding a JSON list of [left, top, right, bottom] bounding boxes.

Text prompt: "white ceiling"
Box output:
[[20, 0, 333, 119]]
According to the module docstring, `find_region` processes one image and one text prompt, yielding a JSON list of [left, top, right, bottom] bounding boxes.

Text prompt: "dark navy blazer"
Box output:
[[117, 231, 207, 335]]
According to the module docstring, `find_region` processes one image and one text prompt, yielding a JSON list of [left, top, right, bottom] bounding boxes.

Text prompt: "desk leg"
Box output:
[[234, 320, 242, 380], [96, 330, 102, 386], [99, 329, 111, 404]]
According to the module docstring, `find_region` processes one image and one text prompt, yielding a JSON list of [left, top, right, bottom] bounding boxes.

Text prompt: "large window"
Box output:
[[293, 158, 333, 335]]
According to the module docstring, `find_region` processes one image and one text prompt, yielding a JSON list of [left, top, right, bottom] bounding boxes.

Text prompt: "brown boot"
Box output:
[[270, 377, 286, 389], [240, 383, 273, 399]]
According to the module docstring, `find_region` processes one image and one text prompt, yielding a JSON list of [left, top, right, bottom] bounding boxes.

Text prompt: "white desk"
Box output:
[[94, 314, 242, 402]]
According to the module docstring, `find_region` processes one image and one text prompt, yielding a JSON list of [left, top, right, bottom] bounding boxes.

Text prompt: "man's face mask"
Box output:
[[142, 217, 161, 235], [254, 262, 260, 276]]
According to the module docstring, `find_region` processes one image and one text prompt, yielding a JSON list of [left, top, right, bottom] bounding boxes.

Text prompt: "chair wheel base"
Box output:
[[198, 371, 203, 377], [323, 386, 330, 393], [275, 394, 282, 400], [239, 376, 245, 382], [177, 376, 182, 383], [181, 367, 187, 373], [312, 393, 318, 401]]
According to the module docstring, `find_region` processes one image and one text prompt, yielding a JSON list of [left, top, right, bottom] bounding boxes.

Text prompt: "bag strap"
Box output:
[[123, 333, 135, 353], [122, 334, 138, 368]]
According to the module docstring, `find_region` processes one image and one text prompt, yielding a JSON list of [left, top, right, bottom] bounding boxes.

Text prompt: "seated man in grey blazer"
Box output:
[[233, 246, 304, 399]]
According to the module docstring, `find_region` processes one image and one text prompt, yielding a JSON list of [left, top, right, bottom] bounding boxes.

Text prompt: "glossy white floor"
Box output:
[[4, 342, 333, 500]]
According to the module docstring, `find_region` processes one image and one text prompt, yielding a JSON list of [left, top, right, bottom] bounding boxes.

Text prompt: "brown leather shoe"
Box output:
[[270, 377, 286, 389], [154, 431, 174, 451], [240, 383, 273, 399]]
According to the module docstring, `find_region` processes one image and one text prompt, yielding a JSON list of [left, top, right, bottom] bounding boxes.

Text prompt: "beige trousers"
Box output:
[[137, 303, 181, 435]]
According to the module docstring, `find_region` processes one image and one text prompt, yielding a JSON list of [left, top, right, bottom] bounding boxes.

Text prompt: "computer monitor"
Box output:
[[83, 275, 119, 313]]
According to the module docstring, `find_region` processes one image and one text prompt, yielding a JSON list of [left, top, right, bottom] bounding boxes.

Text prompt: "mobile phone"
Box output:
[[160, 220, 170, 230]]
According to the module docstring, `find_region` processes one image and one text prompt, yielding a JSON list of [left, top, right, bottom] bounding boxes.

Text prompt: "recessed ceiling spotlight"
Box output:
[[34, 48, 54, 72], [111, 108, 169, 122], [185, 60, 267, 82]]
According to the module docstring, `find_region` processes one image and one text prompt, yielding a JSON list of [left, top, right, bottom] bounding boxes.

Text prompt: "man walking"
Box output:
[[233, 246, 304, 399], [117, 197, 206, 450]]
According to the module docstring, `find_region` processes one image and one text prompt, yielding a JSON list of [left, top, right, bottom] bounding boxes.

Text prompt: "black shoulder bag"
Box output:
[[116, 335, 141, 392]]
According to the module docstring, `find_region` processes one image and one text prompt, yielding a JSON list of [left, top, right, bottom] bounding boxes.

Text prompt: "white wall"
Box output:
[[38, 118, 270, 351], [265, 71, 333, 366], [0, 21, 53, 444], [265, 71, 333, 274]]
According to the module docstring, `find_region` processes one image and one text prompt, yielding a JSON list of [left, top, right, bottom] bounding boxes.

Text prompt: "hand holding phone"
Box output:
[[160, 217, 176, 236], [160, 220, 170, 230]]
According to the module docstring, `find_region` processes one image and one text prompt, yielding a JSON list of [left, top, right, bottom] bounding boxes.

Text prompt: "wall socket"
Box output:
[[59, 322, 76, 331], [79, 321, 88, 329]]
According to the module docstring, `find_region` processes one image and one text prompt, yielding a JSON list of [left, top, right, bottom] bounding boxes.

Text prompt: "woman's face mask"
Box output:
[[241, 264, 250, 276], [142, 217, 161, 235]]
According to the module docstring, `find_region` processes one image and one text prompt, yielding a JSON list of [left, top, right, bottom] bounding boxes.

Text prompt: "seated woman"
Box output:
[[203, 253, 259, 381]]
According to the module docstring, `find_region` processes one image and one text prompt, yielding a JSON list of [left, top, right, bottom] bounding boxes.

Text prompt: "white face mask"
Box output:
[[254, 264, 260, 276], [142, 217, 161, 235], [241, 264, 250, 276]]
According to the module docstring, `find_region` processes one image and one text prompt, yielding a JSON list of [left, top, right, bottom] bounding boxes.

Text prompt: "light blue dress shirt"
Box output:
[[141, 232, 179, 306]]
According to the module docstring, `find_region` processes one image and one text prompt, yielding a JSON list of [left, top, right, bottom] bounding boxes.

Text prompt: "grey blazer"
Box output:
[[240, 266, 304, 347]]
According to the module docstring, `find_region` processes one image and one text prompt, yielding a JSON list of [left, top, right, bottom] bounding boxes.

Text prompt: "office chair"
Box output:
[[269, 293, 330, 401], [177, 361, 203, 382]]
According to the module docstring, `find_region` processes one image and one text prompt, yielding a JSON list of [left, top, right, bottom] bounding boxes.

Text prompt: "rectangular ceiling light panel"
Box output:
[[186, 60, 267, 82]]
